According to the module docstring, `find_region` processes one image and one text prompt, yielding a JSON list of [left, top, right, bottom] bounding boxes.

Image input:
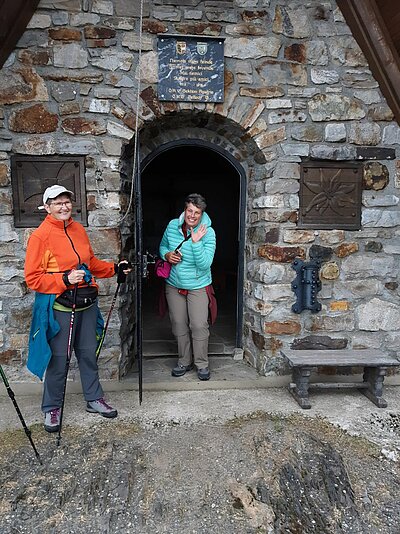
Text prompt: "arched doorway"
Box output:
[[140, 140, 246, 359]]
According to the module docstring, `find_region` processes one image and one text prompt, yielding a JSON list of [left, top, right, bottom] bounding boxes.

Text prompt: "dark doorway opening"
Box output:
[[140, 141, 244, 358]]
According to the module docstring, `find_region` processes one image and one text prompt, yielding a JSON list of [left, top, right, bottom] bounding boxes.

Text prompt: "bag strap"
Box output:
[[174, 233, 190, 252]]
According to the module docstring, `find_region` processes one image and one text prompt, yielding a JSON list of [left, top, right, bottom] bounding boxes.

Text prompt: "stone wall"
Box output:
[[0, 0, 399, 381]]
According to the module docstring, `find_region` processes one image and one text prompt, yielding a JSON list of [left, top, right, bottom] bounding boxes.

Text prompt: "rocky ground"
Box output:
[[1, 388, 400, 533]]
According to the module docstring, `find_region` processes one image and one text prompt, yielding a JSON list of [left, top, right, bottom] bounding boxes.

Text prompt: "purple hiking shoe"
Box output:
[[44, 408, 61, 433], [86, 397, 118, 418]]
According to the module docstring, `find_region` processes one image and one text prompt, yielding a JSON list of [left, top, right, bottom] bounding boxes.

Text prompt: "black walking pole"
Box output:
[[0, 364, 42, 464], [138, 278, 143, 405], [96, 264, 128, 361], [56, 283, 78, 447]]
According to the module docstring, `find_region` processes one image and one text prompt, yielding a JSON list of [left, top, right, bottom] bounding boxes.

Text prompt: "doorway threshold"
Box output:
[[120, 356, 291, 392]]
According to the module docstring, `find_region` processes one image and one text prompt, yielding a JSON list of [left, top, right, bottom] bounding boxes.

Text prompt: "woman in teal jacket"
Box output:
[[159, 193, 216, 380]]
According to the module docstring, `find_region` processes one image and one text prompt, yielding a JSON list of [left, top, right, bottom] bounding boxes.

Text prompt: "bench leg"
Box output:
[[360, 366, 388, 408], [289, 368, 312, 409]]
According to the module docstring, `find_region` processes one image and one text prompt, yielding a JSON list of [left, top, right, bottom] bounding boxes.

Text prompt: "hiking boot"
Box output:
[[197, 367, 211, 381], [171, 363, 193, 377], [44, 408, 61, 433], [86, 398, 118, 418]]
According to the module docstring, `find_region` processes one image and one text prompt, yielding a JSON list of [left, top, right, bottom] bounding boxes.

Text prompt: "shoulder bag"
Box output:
[[155, 234, 190, 279]]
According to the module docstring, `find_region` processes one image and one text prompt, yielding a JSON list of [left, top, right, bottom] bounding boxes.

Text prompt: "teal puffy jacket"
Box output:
[[159, 211, 216, 290]]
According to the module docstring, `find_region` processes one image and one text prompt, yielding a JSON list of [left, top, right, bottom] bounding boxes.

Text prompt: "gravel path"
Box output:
[[1, 387, 400, 533]]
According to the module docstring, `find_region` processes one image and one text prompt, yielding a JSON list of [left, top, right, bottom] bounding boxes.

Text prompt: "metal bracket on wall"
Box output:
[[291, 258, 322, 314]]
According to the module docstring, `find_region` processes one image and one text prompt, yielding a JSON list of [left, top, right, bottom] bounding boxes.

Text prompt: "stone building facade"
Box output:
[[0, 0, 399, 384]]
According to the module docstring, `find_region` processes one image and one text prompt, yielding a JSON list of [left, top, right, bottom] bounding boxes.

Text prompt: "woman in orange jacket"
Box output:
[[25, 184, 130, 433]]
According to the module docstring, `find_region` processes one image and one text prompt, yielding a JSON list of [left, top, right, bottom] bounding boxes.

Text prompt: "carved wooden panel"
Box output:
[[11, 155, 87, 227], [299, 161, 362, 230]]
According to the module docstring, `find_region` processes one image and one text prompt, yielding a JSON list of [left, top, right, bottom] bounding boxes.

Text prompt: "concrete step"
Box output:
[[122, 356, 280, 391]]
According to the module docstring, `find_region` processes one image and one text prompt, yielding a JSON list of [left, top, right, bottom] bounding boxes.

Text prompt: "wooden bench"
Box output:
[[280, 349, 400, 409]]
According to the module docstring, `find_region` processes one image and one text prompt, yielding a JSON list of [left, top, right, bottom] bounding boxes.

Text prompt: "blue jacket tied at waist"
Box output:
[[27, 292, 105, 380], [27, 293, 60, 380]]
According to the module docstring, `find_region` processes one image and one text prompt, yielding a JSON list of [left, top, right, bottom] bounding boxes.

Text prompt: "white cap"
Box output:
[[38, 185, 74, 210]]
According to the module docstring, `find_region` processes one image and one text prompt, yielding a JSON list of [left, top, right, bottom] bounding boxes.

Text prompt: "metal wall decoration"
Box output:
[[158, 35, 224, 103], [299, 161, 362, 230], [11, 155, 87, 227], [291, 258, 322, 314]]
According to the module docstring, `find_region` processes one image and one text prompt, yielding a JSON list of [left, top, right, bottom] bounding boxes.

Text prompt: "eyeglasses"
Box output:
[[49, 201, 72, 208]]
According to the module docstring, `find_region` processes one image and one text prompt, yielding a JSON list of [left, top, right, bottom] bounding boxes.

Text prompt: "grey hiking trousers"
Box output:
[[42, 304, 103, 413], [165, 284, 209, 369]]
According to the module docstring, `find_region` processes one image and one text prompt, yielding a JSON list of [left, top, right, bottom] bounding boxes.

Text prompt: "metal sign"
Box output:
[[158, 35, 224, 103], [299, 161, 362, 230]]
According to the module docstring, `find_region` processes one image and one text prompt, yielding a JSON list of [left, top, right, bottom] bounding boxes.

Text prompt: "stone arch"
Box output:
[[120, 108, 268, 200], [139, 109, 266, 164]]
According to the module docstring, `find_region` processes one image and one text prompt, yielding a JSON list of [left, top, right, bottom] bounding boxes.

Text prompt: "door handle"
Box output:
[[130, 253, 156, 278], [141, 252, 156, 278]]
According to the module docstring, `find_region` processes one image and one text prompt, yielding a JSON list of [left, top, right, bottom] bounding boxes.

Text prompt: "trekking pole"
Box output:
[[0, 364, 42, 464], [96, 264, 128, 360], [56, 283, 78, 447]]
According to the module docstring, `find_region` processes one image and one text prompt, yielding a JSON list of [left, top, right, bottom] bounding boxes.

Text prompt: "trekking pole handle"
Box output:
[[117, 261, 131, 284]]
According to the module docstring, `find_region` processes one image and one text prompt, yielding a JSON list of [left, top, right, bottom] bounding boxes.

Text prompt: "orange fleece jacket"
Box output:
[[25, 215, 115, 295]]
